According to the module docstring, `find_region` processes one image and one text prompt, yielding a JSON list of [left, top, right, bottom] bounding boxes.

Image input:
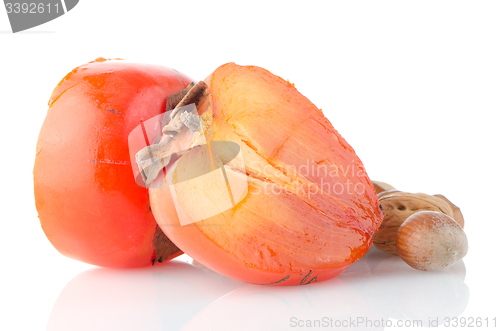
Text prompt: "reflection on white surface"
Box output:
[[47, 248, 468, 331]]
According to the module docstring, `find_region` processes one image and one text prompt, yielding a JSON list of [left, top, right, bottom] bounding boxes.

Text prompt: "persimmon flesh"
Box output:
[[148, 63, 384, 285], [34, 58, 190, 267]]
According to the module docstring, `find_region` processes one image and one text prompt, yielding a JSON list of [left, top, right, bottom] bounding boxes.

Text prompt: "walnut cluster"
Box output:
[[373, 188, 464, 256]]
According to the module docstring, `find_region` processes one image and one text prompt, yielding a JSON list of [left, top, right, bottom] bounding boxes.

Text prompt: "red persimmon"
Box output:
[[145, 63, 384, 285], [34, 58, 191, 267]]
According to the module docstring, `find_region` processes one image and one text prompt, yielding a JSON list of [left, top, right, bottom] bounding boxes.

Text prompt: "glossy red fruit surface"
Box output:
[[34, 58, 191, 267]]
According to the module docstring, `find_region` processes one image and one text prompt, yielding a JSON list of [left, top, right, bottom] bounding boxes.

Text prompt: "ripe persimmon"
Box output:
[[34, 58, 191, 267], [142, 63, 384, 285]]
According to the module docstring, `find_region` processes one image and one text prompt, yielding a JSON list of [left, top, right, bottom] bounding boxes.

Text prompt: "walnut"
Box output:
[[371, 180, 396, 194], [433, 194, 465, 228], [373, 191, 455, 255]]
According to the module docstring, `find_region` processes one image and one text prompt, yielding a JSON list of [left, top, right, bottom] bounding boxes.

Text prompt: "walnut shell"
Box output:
[[373, 191, 454, 255], [371, 180, 396, 194], [433, 194, 464, 228]]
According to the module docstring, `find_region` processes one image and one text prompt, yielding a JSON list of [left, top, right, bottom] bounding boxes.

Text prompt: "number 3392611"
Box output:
[[5, 3, 60, 14], [444, 317, 497, 328]]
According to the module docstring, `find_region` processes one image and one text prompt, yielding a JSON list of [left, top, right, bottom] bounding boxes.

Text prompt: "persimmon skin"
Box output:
[[34, 58, 190, 268], [150, 63, 384, 285]]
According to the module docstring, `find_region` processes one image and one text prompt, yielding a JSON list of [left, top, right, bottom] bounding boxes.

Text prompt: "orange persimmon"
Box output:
[[34, 58, 190, 267], [145, 63, 384, 285]]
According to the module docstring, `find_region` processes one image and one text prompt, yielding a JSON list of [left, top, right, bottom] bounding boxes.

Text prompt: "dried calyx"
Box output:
[[149, 83, 210, 265], [145, 82, 212, 265], [152, 229, 181, 265], [136, 81, 209, 186]]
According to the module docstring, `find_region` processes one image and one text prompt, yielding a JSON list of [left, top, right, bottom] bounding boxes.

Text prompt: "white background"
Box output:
[[1, 1, 499, 330]]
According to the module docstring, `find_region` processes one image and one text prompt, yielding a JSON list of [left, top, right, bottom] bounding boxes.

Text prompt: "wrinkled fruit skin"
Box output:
[[34, 58, 190, 267], [150, 63, 384, 285]]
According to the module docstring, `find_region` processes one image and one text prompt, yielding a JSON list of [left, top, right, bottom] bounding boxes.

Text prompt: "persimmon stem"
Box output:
[[165, 82, 194, 113]]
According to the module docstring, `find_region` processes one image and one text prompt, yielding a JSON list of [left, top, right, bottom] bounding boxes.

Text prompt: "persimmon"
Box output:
[[141, 63, 384, 285], [34, 58, 191, 267]]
